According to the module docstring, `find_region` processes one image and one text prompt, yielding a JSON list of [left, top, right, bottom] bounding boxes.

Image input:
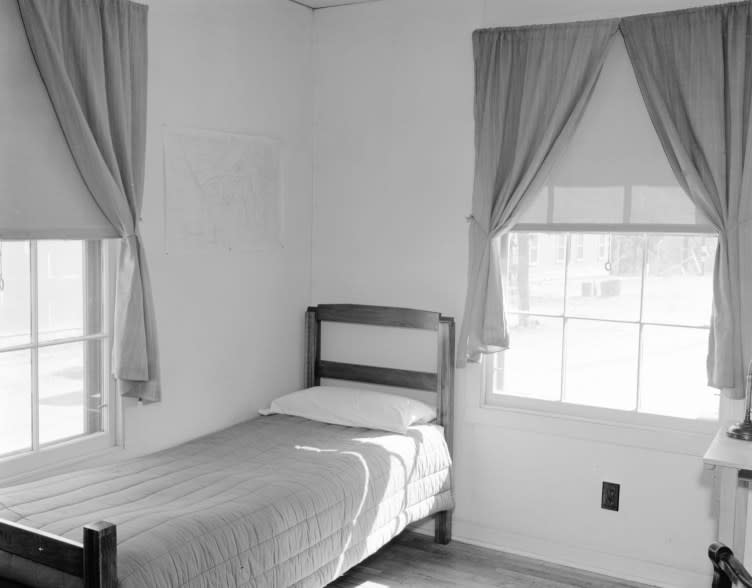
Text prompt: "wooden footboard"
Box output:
[[0, 518, 116, 588]]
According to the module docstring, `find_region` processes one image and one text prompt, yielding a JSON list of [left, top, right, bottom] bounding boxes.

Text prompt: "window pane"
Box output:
[[38, 240, 84, 342], [493, 314, 562, 401], [505, 233, 566, 315], [642, 235, 717, 327], [0, 350, 31, 456], [0, 241, 30, 348], [565, 233, 643, 321], [564, 320, 639, 410], [39, 342, 85, 446], [639, 326, 718, 420]]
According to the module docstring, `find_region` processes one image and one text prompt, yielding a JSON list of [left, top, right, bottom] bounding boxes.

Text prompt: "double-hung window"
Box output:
[[1, 15, 121, 469], [0, 240, 111, 460], [486, 36, 720, 422]]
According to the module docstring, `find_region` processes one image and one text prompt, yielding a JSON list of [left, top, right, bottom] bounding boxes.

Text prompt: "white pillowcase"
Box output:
[[259, 385, 436, 434]]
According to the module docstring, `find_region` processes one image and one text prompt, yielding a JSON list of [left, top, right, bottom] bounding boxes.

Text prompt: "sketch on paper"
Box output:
[[163, 127, 283, 252]]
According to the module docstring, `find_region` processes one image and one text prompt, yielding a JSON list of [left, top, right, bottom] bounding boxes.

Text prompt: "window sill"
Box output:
[[0, 433, 122, 486], [466, 392, 718, 457]]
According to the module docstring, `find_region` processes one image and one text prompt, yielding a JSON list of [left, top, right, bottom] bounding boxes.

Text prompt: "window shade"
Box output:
[[0, 0, 117, 240], [515, 35, 712, 232]]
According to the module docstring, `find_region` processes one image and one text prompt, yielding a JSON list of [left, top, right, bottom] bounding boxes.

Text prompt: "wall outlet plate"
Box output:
[[601, 482, 620, 511]]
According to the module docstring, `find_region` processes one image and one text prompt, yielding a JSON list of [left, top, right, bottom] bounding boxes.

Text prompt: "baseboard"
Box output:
[[412, 517, 711, 588]]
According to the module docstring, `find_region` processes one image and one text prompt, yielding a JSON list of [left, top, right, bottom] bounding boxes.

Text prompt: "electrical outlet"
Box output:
[[601, 482, 620, 511]]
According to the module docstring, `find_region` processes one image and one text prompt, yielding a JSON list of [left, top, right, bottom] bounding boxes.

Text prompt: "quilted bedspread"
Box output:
[[0, 414, 453, 588]]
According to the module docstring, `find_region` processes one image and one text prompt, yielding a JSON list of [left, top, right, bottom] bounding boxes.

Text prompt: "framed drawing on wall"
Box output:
[[163, 127, 284, 253]]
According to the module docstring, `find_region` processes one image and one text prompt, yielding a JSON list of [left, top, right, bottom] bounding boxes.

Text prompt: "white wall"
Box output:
[[123, 0, 314, 454], [311, 1, 729, 585]]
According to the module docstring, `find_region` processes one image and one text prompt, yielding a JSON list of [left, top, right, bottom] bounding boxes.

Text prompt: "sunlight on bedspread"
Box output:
[[0, 415, 453, 588]]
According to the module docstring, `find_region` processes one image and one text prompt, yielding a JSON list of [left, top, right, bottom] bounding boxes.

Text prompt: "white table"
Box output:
[[704, 426, 752, 561]]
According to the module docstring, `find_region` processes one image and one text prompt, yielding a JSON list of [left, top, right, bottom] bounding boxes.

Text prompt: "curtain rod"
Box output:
[[473, 0, 746, 35]]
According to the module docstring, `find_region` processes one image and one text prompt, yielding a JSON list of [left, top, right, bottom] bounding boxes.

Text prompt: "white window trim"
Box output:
[[483, 357, 719, 433], [0, 240, 121, 483], [466, 362, 718, 457]]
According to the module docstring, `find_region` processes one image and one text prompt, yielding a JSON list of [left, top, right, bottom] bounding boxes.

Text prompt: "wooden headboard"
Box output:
[[304, 304, 456, 453]]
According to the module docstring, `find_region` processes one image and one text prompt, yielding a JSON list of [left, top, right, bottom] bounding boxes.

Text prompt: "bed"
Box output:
[[0, 304, 455, 588]]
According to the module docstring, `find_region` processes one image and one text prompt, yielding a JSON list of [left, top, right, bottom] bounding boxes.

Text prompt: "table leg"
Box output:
[[718, 466, 748, 561], [737, 478, 749, 562]]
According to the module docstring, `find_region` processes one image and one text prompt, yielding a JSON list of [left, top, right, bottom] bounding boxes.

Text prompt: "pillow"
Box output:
[[259, 385, 436, 434]]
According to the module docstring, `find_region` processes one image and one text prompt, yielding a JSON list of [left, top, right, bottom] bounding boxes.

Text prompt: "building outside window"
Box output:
[[574, 234, 585, 261], [555, 234, 567, 263], [529, 234, 539, 266], [598, 234, 610, 261]]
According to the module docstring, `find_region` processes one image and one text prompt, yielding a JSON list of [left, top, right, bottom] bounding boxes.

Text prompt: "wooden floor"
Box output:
[[329, 532, 656, 588]]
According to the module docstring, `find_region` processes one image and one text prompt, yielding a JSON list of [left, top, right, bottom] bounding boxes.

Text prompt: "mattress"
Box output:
[[0, 414, 453, 588]]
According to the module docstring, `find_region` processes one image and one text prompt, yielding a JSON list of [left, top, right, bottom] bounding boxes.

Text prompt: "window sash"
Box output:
[[513, 222, 717, 234], [492, 230, 718, 419], [0, 240, 110, 458]]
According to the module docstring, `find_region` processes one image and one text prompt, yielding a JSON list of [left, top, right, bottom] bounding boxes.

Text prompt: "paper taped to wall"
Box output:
[[163, 127, 283, 252]]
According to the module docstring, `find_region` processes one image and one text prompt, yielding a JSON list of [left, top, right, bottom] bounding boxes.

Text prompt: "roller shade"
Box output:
[[515, 35, 712, 232], [0, 0, 117, 240]]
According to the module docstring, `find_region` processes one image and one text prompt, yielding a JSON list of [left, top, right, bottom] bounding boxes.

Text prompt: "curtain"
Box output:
[[621, 2, 752, 398], [459, 20, 619, 365], [18, 0, 160, 402], [0, 0, 120, 240]]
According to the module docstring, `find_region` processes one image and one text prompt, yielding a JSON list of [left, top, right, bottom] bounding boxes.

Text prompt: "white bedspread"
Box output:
[[0, 414, 453, 587]]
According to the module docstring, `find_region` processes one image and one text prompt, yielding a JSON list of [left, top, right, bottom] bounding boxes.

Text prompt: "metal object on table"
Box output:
[[728, 360, 752, 441]]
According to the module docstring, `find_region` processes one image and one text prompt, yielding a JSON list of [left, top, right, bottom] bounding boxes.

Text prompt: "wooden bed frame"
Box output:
[[0, 304, 455, 587], [304, 304, 455, 545]]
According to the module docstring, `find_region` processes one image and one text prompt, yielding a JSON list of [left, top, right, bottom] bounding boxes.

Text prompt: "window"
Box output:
[[490, 231, 719, 421], [0, 240, 110, 459], [488, 37, 721, 423]]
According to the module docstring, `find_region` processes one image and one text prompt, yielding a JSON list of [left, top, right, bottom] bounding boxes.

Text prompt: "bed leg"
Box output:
[[83, 521, 117, 588], [434, 511, 452, 545]]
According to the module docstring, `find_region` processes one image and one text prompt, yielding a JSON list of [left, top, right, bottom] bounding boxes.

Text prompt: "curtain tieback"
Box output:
[[466, 214, 491, 237], [122, 224, 144, 241]]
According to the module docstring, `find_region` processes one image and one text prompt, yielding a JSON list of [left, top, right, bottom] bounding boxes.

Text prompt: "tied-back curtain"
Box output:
[[621, 2, 752, 398], [18, 0, 160, 401], [459, 21, 619, 365]]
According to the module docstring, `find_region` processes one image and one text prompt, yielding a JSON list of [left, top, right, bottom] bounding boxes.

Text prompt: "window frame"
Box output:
[[485, 228, 720, 428], [0, 239, 118, 481]]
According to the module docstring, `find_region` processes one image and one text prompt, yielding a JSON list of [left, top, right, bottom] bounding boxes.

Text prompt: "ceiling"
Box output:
[[291, 0, 378, 9]]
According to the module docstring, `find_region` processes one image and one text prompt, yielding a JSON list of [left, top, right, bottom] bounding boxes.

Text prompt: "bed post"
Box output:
[[434, 315, 455, 545], [305, 307, 321, 388], [83, 521, 116, 588]]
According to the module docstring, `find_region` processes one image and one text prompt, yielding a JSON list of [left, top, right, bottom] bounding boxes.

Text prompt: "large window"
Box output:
[[484, 36, 722, 423], [489, 231, 719, 421], [0, 240, 110, 459]]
